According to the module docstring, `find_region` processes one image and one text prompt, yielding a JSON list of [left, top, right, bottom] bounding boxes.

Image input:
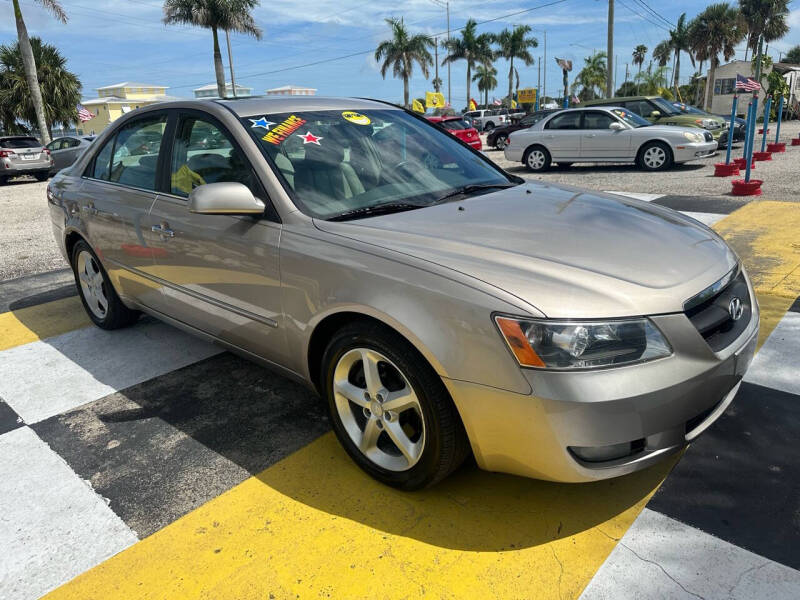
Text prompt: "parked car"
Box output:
[[505, 107, 717, 171], [0, 135, 53, 184], [463, 108, 507, 131], [581, 95, 727, 142], [426, 115, 482, 150], [49, 96, 757, 490], [487, 109, 560, 149], [492, 106, 526, 122], [673, 103, 746, 146], [46, 135, 95, 175]]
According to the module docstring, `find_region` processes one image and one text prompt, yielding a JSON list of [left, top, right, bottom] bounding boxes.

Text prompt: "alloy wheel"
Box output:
[[643, 146, 666, 169], [333, 348, 426, 471], [496, 135, 508, 150], [76, 250, 108, 319], [527, 149, 546, 170]]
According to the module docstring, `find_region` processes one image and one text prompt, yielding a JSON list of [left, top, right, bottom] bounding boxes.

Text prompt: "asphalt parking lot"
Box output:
[[1, 150, 800, 598]]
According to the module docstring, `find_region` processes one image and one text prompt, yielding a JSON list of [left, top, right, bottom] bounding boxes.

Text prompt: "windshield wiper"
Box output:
[[327, 202, 424, 222], [432, 182, 517, 205]]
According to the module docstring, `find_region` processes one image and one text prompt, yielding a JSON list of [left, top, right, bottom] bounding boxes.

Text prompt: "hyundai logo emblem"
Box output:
[[728, 297, 744, 321]]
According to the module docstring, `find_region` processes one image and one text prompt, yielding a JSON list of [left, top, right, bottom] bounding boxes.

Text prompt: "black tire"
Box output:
[[523, 145, 551, 172], [637, 141, 673, 171], [0, 176, 6, 185], [71, 239, 139, 330], [35, 172, 49, 182], [322, 321, 470, 490], [495, 134, 509, 150], [484, 121, 495, 131], [558, 162, 573, 168]]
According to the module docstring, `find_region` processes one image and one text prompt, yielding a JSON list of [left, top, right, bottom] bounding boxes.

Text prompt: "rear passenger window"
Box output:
[[91, 137, 114, 180], [109, 115, 167, 190], [545, 112, 582, 129], [169, 116, 259, 198]]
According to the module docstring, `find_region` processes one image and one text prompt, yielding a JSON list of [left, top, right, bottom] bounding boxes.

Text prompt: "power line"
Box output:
[[632, 0, 675, 29]]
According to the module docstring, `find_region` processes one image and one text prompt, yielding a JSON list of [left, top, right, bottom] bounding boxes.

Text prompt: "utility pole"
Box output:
[[225, 30, 236, 98], [606, 0, 614, 98], [614, 54, 618, 96], [537, 56, 541, 92], [543, 30, 547, 102], [625, 62, 629, 89], [447, 2, 451, 106], [434, 38, 439, 93]]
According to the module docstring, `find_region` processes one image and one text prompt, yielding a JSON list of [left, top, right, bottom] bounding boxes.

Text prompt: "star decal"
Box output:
[[297, 131, 323, 145], [249, 117, 275, 130]]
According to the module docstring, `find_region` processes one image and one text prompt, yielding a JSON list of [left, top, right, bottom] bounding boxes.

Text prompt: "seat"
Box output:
[[115, 153, 158, 189], [293, 143, 364, 214]]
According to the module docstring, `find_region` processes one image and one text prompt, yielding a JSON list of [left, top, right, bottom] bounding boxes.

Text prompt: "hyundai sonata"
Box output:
[[47, 97, 758, 489]]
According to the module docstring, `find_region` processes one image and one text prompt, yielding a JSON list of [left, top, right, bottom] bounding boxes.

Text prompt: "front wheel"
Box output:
[[523, 146, 551, 172], [71, 240, 139, 329], [35, 172, 49, 182], [484, 121, 495, 131], [495, 134, 509, 150], [322, 322, 469, 490], [637, 141, 673, 171]]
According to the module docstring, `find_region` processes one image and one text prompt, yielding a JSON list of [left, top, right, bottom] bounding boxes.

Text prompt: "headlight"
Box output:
[[683, 131, 705, 143], [495, 316, 672, 370]]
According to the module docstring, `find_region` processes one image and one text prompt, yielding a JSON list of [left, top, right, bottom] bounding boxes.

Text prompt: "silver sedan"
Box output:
[[504, 107, 717, 171], [47, 97, 757, 489]]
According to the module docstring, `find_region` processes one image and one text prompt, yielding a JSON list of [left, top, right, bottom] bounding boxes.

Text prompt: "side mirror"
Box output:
[[188, 182, 265, 215], [609, 122, 625, 131], [650, 110, 661, 118]]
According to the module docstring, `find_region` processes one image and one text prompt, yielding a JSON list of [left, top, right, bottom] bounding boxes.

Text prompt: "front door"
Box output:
[[146, 111, 285, 364], [541, 112, 583, 160], [580, 110, 631, 159]]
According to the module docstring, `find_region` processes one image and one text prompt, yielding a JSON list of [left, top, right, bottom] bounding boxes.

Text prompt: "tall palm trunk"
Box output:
[[485, 85, 489, 108], [466, 61, 471, 110], [673, 50, 681, 90], [636, 63, 642, 95], [508, 56, 514, 104], [211, 26, 226, 99], [694, 59, 704, 105], [705, 60, 717, 110], [403, 55, 410, 108], [12, 0, 50, 144]]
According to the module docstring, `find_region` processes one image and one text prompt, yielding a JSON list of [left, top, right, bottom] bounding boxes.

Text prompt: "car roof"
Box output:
[[213, 95, 400, 116]]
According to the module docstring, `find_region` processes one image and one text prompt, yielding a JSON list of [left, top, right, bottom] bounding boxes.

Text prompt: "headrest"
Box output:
[[303, 141, 344, 165]]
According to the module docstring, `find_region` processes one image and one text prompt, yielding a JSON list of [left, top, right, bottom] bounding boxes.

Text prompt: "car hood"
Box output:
[[635, 124, 714, 136], [314, 182, 737, 318]]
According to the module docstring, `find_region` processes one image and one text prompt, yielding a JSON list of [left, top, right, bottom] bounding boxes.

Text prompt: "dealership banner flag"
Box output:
[[425, 92, 445, 108]]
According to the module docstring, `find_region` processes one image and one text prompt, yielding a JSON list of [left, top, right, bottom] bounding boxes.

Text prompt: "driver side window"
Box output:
[[583, 111, 616, 129]]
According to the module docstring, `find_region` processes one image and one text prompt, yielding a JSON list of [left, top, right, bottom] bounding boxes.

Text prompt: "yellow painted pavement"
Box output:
[[0, 296, 88, 352], [23, 200, 800, 600]]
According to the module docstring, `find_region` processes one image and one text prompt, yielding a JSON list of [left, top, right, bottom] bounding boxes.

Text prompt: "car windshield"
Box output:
[[439, 118, 471, 131], [1, 137, 40, 149], [611, 109, 651, 128], [650, 97, 680, 116], [244, 109, 512, 220]]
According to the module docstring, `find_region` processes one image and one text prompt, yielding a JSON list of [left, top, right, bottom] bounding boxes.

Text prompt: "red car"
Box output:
[[425, 116, 482, 150]]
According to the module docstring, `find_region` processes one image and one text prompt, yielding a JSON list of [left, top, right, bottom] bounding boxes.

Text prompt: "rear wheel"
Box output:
[[71, 240, 139, 330], [0, 176, 6, 186], [523, 145, 551, 172], [484, 121, 495, 131], [637, 141, 673, 171], [495, 134, 509, 150], [322, 322, 469, 490]]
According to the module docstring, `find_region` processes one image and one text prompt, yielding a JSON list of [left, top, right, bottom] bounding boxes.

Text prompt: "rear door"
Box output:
[[580, 110, 631, 159], [47, 137, 81, 172], [78, 112, 169, 304], [146, 110, 285, 363], [541, 112, 583, 159]]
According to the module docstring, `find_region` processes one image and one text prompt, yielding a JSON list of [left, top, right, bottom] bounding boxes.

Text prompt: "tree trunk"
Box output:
[[508, 56, 514, 105], [466, 62, 471, 110], [212, 26, 226, 99], [13, 0, 50, 144], [673, 50, 681, 90], [694, 59, 704, 105], [705, 60, 717, 110], [403, 75, 409, 108], [485, 86, 488, 108], [636, 63, 642, 95]]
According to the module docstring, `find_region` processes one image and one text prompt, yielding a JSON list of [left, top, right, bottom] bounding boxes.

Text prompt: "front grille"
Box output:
[[684, 268, 751, 352], [703, 131, 713, 142]]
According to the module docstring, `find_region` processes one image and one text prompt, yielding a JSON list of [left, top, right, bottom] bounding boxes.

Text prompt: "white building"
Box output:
[[193, 82, 253, 99], [265, 85, 317, 96], [707, 60, 800, 116]]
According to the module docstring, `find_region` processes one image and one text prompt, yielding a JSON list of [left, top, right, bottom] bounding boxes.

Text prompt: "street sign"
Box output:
[[518, 88, 537, 104]]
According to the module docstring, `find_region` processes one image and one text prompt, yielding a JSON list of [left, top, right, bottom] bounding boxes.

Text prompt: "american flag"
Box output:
[[492, 98, 502, 105], [77, 104, 95, 122], [735, 74, 761, 92]]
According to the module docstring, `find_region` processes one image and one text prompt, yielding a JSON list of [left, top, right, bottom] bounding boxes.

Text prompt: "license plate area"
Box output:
[[21, 153, 40, 160]]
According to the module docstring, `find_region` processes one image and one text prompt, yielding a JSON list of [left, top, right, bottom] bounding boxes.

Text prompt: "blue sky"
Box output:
[[1, 0, 799, 108]]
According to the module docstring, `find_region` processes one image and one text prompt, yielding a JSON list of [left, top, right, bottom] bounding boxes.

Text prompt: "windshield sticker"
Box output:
[[342, 111, 371, 125], [297, 131, 323, 145], [249, 116, 275, 130], [263, 115, 307, 145]]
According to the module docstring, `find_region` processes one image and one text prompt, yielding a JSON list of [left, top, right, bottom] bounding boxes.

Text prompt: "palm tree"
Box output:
[[571, 52, 608, 101], [494, 25, 537, 104], [10, 0, 66, 145], [442, 19, 494, 110], [668, 13, 694, 90], [432, 76, 443, 93], [635, 65, 669, 95], [785, 45, 800, 64], [0, 38, 82, 137], [472, 64, 497, 108], [374, 18, 434, 108], [687, 17, 709, 105], [632, 44, 648, 95], [163, 0, 262, 100], [691, 3, 745, 109], [739, 0, 789, 79], [652, 41, 672, 87]]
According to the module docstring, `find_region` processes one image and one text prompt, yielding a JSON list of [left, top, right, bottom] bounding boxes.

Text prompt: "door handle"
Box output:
[[584, 134, 597, 138], [544, 134, 555, 139], [152, 224, 175, 238]]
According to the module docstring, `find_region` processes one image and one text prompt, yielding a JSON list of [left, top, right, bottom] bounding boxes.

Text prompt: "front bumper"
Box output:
[[445, 295, 759, 483], [673, 141, 717, 162]]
